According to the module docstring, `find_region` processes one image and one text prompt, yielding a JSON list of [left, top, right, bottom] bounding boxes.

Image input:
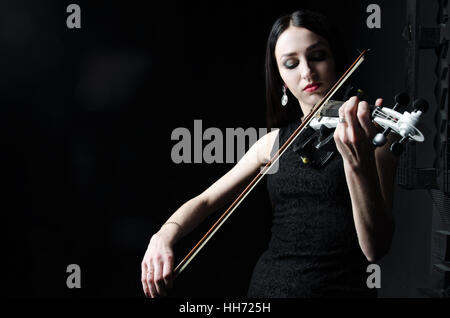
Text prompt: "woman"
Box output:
[[141, 9, 397, 298]]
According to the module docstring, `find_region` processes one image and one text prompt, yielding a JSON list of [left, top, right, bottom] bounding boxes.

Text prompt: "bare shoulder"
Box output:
[[256, 129, 280, 164]]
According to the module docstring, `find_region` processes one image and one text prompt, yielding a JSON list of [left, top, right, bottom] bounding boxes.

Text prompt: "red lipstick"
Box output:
[[303, 83, 321, 92]]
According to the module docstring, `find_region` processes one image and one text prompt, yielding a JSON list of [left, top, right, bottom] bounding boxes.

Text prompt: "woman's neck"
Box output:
[[299, 102, 314, 121]]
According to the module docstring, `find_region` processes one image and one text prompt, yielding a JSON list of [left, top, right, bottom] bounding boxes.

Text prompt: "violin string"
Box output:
[[373, 109, 393, 120], [373, 108, 390, 119], [375, 113, 397, 122], [374, 108, 398, 121], [373, 108, 398, 122]]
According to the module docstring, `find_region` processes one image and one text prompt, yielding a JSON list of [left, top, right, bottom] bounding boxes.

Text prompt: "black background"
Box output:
[[0, 0, 437, 298]]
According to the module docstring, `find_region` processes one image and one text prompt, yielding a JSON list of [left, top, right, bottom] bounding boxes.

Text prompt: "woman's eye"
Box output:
[[308, 50, 327, 61], [284, 59, 299, 69]]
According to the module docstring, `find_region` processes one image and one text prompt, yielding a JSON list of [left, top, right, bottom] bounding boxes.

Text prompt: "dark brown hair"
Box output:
[[265, 10, 347, 130]]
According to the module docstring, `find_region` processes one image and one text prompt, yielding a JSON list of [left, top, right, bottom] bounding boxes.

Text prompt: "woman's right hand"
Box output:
[[141, 230, 175, 298]]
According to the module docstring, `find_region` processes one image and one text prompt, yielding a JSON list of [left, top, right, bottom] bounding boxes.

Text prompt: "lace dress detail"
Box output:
[[247, 117, 376, 298]]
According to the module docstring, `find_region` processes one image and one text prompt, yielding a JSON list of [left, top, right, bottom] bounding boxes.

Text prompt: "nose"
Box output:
[[299, 59, 314, 80]]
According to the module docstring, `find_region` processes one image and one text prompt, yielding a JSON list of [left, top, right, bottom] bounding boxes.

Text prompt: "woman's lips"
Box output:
[[304, 83, 322, 92]]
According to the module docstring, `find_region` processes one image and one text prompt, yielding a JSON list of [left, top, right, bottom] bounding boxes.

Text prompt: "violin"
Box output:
[[172, 49, 428, 277], [293, 92, 429, 168]]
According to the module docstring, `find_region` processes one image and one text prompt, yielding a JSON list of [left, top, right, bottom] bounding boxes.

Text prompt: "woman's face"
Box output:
[[275, 26, 337, 111]]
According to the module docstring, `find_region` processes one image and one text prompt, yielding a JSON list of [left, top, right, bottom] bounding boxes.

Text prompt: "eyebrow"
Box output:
[[281, 41, 328, 58]]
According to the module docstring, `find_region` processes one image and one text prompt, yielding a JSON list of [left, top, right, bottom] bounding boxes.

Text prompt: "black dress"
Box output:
[[247, 116, 376, 298]]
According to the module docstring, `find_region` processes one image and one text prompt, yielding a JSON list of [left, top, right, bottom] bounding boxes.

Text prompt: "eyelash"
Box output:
[[283, 51, 328, 69]]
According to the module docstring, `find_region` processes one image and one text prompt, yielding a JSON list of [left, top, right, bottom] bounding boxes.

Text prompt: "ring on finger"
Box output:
[[339, 116, 346, 123]]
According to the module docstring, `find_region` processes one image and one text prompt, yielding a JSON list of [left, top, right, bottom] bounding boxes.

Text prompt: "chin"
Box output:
[[298, 92, 326, 109], [305, 95, 323, 106]]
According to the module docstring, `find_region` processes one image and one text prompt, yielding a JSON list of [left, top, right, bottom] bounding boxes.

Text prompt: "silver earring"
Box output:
[[281, 85, 288, 106]]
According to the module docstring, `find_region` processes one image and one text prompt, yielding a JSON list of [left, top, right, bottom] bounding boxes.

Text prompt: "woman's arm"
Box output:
[[157, 129, 279, 243], [142, 129, 279, 297], [334, 96, 397, 262]]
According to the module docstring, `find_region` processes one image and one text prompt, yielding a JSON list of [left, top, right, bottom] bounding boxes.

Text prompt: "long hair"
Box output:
[[265, 10, 348, 130]]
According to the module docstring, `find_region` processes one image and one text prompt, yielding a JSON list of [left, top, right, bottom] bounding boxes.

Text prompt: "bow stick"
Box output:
[[173, 49, 369, 277]]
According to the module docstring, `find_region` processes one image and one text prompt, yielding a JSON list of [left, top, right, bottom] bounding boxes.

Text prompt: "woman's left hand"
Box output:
[[333, 96, 383, 170]]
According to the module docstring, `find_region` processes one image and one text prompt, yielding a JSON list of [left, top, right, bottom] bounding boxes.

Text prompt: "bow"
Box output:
[[173, 49, 369, 277]]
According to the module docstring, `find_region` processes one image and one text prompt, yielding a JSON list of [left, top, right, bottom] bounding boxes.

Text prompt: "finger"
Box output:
[[375, 98, 383, 107], [153, 259, 166, 296], [337, 103, 357, 160], [147, 264, 157, 298], [163, 254, 174, 289], [334, 120, 350, 157], [336, 107, 350, 152], [373, 98, 384, 131], [333, 125, 344, 153], [338, 101, 347, 126], [356, 101, 374, 137], [344, 96, 363, 139], [141, 262, 150, 297]]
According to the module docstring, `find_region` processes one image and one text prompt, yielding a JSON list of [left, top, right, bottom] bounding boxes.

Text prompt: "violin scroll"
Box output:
[[302, 92, 428, 166], [372, 93, 428, 155], [372, 92, 410, 148]]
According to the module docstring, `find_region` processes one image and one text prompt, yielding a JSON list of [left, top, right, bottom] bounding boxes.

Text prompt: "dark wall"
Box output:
[[377, 0, 438, 297], [0, 0, 436, 298]]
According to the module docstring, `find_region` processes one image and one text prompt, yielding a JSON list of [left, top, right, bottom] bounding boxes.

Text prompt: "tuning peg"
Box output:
[[390, 141, 403, 156], [390, 136, 408, 156], [372, 92, 410, 148], [373, 132, 388, 147], [394, 92, 410, 105], [412, 98, 429, 113], [393, 92, 410, 111]]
